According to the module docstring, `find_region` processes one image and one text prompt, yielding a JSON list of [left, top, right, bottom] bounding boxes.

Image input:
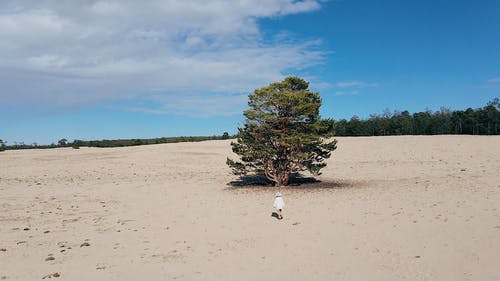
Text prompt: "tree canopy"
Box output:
[[227, 76, 337, 187]]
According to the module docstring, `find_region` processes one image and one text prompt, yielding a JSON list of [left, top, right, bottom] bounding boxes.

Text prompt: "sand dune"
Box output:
[[1, 135, 499, 280]]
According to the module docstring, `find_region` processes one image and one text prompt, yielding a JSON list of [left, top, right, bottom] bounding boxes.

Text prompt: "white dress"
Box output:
[[273, 197, 285, 210]]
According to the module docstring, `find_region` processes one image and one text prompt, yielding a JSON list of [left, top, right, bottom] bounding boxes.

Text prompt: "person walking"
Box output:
[[273, 192, 285, 220]]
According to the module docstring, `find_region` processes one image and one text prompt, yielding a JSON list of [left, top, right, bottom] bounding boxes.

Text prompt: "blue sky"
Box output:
[[1, 0, 499, 145]]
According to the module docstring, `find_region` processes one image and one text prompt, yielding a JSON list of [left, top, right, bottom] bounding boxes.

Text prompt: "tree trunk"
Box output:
[[276, 171, 290, 187]]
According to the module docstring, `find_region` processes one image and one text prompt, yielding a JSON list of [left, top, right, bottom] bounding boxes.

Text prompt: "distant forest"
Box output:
[[333, 98, 499, 136], [0, 133, 232, 151], [0, 99, 498, 151]]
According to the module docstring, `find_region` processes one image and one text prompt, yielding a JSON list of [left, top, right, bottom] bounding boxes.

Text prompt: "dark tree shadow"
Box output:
[[227, 173, 365, 191], [288, 173, 320, 185], [228, 173, 274, 187]]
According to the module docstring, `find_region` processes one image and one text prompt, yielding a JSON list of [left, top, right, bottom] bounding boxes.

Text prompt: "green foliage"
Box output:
[[72, 140, 82, 149], [0, 139, 5, 152], [334, 99, 500, 136], [58, 138, 68, 147], [70, 134, 231, 148], [227, 76, 337, 186]]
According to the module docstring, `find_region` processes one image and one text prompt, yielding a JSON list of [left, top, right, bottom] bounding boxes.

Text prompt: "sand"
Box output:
[[0, 135, 499, 281]]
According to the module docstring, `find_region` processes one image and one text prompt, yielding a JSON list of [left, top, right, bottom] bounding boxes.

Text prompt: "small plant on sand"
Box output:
[[227, 76, 337, 187]]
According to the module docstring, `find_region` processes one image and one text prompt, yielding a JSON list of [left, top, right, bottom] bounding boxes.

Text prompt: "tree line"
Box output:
[[0, 132, 232, 151], [333, 98, 499, 136], [1, 98, 498, 152]]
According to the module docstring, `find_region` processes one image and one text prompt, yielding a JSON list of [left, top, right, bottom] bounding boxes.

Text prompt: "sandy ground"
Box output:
[[1, 135, 499, 281]]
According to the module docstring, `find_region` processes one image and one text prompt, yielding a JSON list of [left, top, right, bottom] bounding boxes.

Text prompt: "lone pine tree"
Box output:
[[227, 76, 337, 187]]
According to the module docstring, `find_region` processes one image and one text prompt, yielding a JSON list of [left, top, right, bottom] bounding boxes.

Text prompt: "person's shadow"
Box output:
[[271, 212, 280, 220]]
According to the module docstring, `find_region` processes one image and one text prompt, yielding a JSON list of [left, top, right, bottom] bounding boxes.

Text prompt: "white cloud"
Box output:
[[124, 93, 248, 117], [332, 80, 379, 97], [89, 1, 124, 14], [0, 0, 324, 115], [335, 81, 379, 88], [488, 77, 500, 83], [334, 90, 359, 96]]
